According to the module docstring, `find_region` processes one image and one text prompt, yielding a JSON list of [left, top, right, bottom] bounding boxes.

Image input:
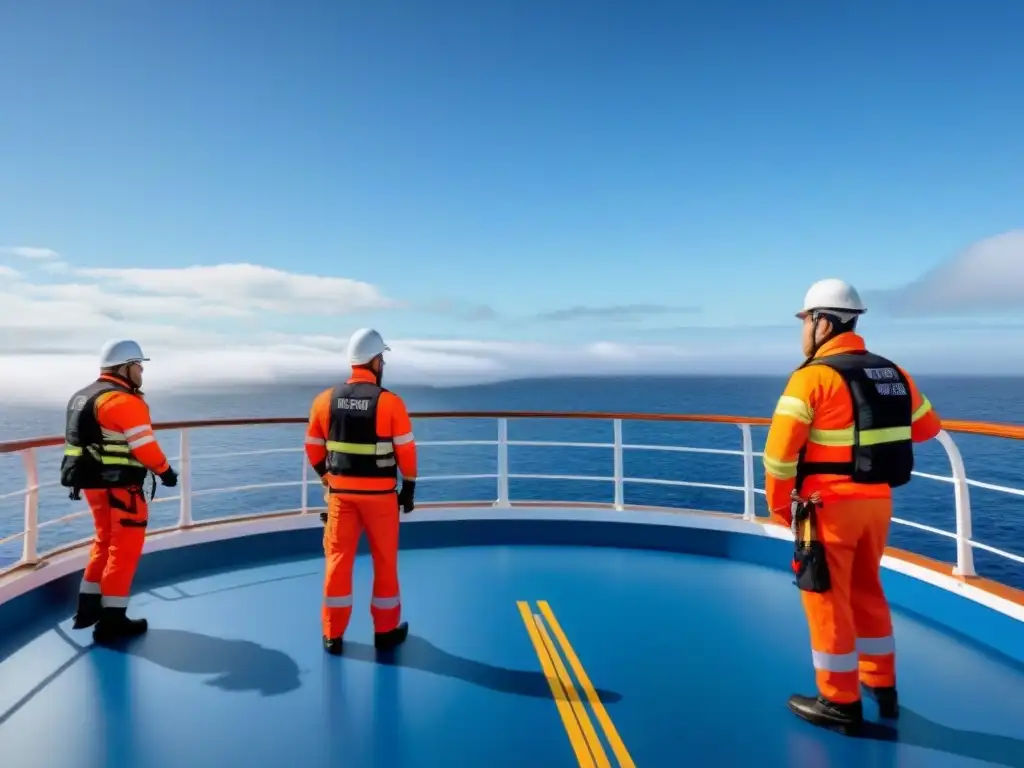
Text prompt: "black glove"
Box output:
[[159, 468, 178, 488], [320, 511, 328, 524], [398, 480, 416, 514]]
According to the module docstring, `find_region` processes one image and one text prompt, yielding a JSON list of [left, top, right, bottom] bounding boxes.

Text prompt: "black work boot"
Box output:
[[323, 636, 343, 655], [787, 694, 864, 735], [863, 684, 899, 719], [92, 607, 148, 644], [374, 622, 409, 651], [72, 593, 103, 629]]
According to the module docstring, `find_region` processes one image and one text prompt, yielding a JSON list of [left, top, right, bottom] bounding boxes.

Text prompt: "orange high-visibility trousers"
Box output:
[[322, 492, 401, 639], [80, 488, 149, 607], [800, 496, 897, 704]]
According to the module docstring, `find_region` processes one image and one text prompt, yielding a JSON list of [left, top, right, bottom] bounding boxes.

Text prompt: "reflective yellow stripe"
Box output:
[[64, 442, 133, 455], [326, 440, 395, 455], [912, 397, 932, 423], [763, 455, 798, 480], [859, 426, 911, 446], [102, 456, 144, 467], [325, 440, 376, 455], [808, 425, 911, 447], [63, 443, 143, 467], [773, 395, 813, 424]]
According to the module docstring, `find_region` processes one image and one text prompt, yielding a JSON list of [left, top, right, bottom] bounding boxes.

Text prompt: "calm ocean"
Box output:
[[1, 375, 1022, 589]]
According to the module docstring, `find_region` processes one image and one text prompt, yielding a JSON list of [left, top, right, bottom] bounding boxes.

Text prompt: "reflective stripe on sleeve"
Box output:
[[774, 395, 814, 424], [912, 397, 933, 423], [127, 434, 155, 449], [763, 455, 798, 480]]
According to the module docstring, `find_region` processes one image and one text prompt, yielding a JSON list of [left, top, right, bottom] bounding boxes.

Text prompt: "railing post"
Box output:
[[177, 429, 193, 529], [612, 418, 624, 510], [739, 423, 756, 521], [494, 417, 510, 508], [936, 430, 976, 577], [21, 447, 39, 566], [301, 455, 310, 514]]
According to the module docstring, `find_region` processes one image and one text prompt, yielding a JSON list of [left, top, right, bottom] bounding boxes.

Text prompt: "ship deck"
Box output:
[[2, 541, 1023, 768]]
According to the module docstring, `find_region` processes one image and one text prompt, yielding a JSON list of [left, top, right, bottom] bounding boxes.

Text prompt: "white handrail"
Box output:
[[177, 429, 192, 529], [1, 417, 1021, 582], [495, 417, 510, 508], [20, 448, 39, 567], [937, 430, 976, 577]]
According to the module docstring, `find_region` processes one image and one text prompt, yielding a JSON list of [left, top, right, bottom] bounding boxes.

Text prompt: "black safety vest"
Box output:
[[60, 378, 150, 491], [325, 381, 398, 483], [795, 350, 914, 490]]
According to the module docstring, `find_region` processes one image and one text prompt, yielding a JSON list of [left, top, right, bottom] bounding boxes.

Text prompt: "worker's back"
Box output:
[[765, 332, 941, 506], [303, 327, 417, 655]]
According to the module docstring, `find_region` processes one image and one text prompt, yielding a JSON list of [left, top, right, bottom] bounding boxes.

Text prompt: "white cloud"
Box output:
[[0, 338, 802, 405], [872, 230, 1024, 316], [0, 257, 404, 358], [1, 246, 60, 260], [1, 238, 1024, 406], [77, 263, 398, 316]]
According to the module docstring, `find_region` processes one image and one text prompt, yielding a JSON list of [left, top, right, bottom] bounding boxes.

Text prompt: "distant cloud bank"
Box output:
[[1, 232, 1023, 404], [867, 230, 1024, 317]]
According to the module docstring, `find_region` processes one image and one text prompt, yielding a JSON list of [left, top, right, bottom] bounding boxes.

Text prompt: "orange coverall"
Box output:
[[80, 375, 172, 609], [304, 368, 418, 640], [762, 332, 942, 704]]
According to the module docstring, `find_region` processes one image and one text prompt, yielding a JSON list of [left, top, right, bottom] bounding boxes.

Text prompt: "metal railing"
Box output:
[[1, 412, 1023, 582]]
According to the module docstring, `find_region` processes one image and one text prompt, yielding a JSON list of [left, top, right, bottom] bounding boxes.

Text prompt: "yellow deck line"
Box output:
[[533, 613, 611, 768], [516, 601, 595, 767], [538, 601, 636, 768]]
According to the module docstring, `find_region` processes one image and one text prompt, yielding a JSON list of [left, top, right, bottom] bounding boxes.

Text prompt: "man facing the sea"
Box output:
[[62, 339, 179, 643], [304, 328, 418, 655], [762, 279, 942, 734]]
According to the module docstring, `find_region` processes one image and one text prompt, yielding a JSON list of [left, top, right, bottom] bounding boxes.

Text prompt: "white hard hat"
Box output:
[[99, 338, 149, 368], [797, 278, 866, 319], [347, 328, 390, 365]]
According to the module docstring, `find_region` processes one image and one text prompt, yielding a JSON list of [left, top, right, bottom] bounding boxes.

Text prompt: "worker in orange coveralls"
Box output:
[[304, 328, 418, 655], [62, 339, 179, 644], [762, 279, 942, 733]]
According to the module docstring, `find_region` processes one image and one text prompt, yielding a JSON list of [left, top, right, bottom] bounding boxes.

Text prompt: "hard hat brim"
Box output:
[[795, 307, 866, 320]]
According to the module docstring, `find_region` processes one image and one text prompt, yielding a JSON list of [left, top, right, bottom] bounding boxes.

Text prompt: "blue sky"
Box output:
[[1, 0, 1023, 397]]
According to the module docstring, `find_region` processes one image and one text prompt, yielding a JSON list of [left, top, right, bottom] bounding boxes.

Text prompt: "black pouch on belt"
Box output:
[[791, 500, 831, 593]]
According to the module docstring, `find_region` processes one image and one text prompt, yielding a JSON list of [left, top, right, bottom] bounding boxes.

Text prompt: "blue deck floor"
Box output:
[[1, 545, 1023, 767]]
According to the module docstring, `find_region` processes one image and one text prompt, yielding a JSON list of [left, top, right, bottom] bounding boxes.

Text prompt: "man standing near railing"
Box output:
[[304, 328, 418, 655], [762, 279, 942, 734], [62, 339, 179, 643]]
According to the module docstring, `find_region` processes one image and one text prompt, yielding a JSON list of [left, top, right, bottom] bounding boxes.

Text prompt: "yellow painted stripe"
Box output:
[[516, 601, 595, 767], [538, 601, 636, 768], [534, 613, 610, 768]]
